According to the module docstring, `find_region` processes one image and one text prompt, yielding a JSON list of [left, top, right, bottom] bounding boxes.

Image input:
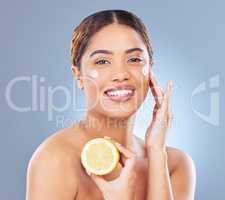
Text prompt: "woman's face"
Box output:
[[77, 23, 150, 118]]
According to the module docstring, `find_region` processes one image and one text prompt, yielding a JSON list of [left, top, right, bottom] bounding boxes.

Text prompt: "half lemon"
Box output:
[[81, 138, 120, 175]]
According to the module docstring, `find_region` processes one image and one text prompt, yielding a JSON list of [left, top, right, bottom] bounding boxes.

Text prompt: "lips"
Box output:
[[103, 85, 135, 102]]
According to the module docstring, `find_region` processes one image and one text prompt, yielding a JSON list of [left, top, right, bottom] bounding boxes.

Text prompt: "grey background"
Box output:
[[0, 0, 224, 199]]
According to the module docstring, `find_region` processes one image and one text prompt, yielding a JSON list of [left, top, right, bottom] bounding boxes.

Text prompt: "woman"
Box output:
[[26, 9, 196, 200]]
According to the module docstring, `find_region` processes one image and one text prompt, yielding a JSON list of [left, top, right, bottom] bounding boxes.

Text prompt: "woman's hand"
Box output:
[[85, 138, 137, 200], [145, 71, 174, 150]]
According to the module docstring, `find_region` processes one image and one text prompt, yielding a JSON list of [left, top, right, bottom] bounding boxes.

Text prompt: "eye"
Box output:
[[128, 57, 143, 63], [95, 59, 110, 65]]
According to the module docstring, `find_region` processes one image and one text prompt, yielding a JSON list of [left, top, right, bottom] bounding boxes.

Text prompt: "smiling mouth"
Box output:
[[104, 87, 135, 102]]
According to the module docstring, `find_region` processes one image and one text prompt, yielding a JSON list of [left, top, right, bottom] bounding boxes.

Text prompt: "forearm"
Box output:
[[146, 147, 174, 200]]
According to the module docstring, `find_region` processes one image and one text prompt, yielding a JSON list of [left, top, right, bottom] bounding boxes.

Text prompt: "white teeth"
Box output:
[[106, 89, 133, 97]]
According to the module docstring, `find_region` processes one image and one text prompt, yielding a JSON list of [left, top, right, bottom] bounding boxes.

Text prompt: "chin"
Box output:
[[100, 103, 138, 119], [105, 110, 135, 119]]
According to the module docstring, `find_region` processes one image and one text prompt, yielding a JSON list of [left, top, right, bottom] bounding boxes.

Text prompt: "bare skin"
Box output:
[[26, 123, 191, 200], [26, 23, 196, 200]]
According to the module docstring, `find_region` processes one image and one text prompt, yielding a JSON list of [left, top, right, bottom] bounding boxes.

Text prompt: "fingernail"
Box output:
[[115, 142, 121, 146], [104, 136, 111, 139]]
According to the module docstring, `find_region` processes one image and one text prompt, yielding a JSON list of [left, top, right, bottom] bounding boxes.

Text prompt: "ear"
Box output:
[[71, 65, 84, 89]]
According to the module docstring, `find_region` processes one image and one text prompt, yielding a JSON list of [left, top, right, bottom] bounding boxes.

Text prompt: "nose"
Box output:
[[111, 68, 130, 82]]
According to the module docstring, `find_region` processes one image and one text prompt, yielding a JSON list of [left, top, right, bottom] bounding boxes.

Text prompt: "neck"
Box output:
[[80, 111, 136, 149]]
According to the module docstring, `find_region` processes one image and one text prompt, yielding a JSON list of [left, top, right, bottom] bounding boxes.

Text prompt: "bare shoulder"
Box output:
[[166, 146, 196, 174], [166, 146, 196, 199], [29, 125, 82, 163], [26, 126, 83, 200]]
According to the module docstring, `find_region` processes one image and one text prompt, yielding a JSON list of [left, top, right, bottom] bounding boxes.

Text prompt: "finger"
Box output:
[[167, 81, 174, 127], [166, 81, 173, 114], [115, 142, 134, 167], [167, 81, 173, 118], [167, 112, 174, 130], [114, 142, 136, 159], [149, 80, 163, 106], [103, 136, 126, 166], [149, 70, 164, 106], [156, 80, 172, 118], [114, 142, 137, 177], [152, 103, 158, 120], [119, 155, 137, 180], [149, 81, 173, 146], [104, 137, 136, 166]]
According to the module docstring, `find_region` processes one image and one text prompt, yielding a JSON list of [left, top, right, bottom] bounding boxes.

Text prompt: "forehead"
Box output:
[[85, 24, 148, 55]]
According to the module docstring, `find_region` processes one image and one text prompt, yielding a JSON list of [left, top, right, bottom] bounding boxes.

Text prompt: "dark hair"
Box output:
[[70, 9, 154, 69]]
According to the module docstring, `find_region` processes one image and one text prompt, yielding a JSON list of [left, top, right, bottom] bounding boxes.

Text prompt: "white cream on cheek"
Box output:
[[85, 69, 99, 79]]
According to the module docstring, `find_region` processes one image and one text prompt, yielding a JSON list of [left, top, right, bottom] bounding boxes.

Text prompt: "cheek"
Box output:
[[133, 65, 150, 85], [133, 66, 149, 99], [82, 69, 100, 99], [85, 69, 99, 79], [83, 81, 99, 108]]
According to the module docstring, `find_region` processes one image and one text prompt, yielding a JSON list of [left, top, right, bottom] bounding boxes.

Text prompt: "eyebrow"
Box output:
[[89, 47, 144, 58]]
